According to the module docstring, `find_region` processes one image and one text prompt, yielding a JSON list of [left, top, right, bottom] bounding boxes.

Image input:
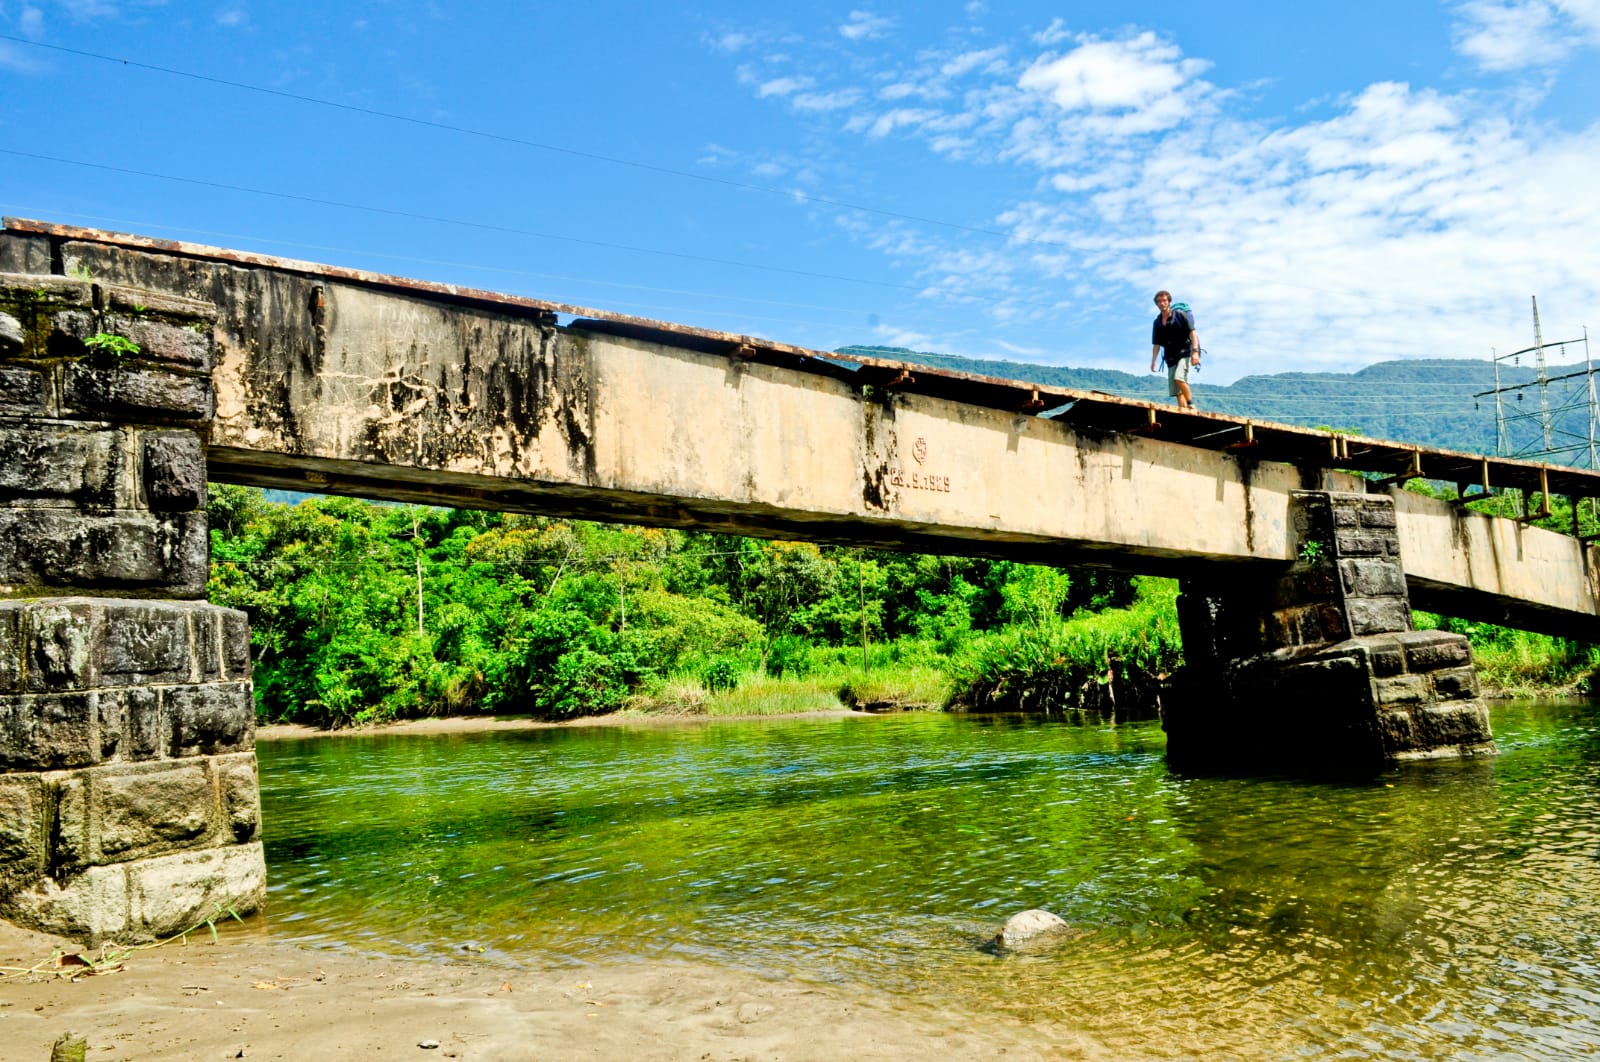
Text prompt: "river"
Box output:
[[258, 699, 1600, 1059]]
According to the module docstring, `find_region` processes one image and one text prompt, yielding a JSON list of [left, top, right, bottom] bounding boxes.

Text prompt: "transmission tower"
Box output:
[[1473, 297, 1597, 469]]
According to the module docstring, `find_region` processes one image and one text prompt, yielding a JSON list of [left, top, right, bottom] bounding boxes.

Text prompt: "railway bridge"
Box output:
[[1, 218, 1597, 943]]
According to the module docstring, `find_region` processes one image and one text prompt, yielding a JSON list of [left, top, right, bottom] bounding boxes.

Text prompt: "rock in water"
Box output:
[[996, 909, 1069, 949]]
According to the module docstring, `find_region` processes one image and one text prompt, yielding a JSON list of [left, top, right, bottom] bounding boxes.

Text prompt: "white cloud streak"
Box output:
[[840, 10, 892, 41]]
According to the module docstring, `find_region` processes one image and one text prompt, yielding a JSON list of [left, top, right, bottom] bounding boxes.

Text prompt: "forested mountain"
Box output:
[[839, 345, 1597, 462]]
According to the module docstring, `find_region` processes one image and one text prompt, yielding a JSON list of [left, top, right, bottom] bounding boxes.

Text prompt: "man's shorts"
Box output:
[[1166, 355, 1191, 396]]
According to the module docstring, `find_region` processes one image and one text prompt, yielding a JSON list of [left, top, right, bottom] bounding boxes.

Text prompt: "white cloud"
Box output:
[[710, 30, 754, 53], [793, 89, 862, 112], [1453, 0, 1571, 68], [1451, 0, 1600, 69], [1018, 32, 1208, 125], [758, 76, 812, 98], [941, 46, 1007, 78], [56, 0, 121, 17], [19, 5, 44, 35], [1032, 18, 1071, 46], [215, 5, 247, 28], [840, 10, 892, 42], [866, 107, 939, 138]]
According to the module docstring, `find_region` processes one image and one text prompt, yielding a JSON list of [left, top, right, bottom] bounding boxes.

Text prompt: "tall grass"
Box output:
[[634, 663, 949, 717], [1415, 612, 1600, 695], [944, 577, 1182, 714]]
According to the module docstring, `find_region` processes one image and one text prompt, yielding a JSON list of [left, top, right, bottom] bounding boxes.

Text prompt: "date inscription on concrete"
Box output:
[[890, 437, 952, 493]]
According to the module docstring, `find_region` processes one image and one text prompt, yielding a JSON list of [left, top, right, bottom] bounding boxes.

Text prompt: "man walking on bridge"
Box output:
[[1150, 290, 1200, 410]]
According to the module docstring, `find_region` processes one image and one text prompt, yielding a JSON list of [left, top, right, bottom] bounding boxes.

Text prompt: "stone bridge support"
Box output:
[[0, 269, 264, 944], [1166, 490, 1495, 773]]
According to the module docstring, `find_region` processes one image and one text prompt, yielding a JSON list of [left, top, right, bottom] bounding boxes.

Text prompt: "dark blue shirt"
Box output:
[[1152, 310, 1195, 364]]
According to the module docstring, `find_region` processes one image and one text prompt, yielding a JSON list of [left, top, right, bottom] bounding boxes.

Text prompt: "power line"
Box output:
[[0, 149, 929, 294], [0, 34, 1022, 245]]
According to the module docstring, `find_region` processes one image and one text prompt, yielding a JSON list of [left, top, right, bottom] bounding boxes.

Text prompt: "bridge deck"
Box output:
[[9, 216, 1594, 521]]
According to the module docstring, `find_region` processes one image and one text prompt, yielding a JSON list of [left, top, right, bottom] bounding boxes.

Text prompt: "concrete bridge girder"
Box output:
[[201, 264, 1310, 568]]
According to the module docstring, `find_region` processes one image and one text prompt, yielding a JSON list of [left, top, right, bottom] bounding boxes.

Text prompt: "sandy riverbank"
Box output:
[[0, 921, 1078, 1061]]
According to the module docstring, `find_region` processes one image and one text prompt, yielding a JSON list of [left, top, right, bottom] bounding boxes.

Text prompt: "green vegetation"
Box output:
[[209, 483, 1595, 729], [944, 578, 1183, 714], [83, 331, 140, 360], [1415, 612, 1600, 695], [208, 485, 1159, 728]]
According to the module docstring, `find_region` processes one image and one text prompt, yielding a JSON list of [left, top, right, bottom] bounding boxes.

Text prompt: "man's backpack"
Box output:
[[1170, 302, 1200, 367]]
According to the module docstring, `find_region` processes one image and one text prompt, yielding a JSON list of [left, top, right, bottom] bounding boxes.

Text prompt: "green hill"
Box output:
[[838, 345, 1592, 461]]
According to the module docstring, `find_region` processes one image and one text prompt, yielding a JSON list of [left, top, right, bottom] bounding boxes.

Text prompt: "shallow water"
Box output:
[[258, 700, 1600, 1059]]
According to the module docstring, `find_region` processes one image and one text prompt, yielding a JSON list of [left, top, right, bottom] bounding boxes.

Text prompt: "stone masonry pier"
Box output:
[[0, 269, 263, 944], [0, 218, 1597, 941], [1169, 492, 1493, 773]]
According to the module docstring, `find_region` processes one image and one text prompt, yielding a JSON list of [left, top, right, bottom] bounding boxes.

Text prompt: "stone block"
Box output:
[[1433, 665, 1479, 700], [1376, 673, 1428, 706], [0, 422, 124, 506], [97, 687, 124, 760], [1375, 707, 1416, 751], [1331, 506, 1361, 528], [0, 236, 55, 276], [22, 602, 98, 691], [1359, 505, 1398, 529], [221, 610, 252, 680], [106, 316, 212, 370], [1400, 630, 1472, 672], [167, 683, 254, 756], [1347, 596, 1412, 636], [1405, 702, 1493, 749], [48, 308, 96, 342], [124, 841, 266, 942], [62, 361, 213, 422], [49, 773, 90, 876], [97, 763, 213, 858], [0, 693, 102, 770], [217, 753, 260, 843], [0, 608, 18, 693], [1334, 530, 1392, 557], [1359, 636, 1405, 676], [122, 686, 164, 760], [0, 509, 208, 597], [0, 310, 22, 354], [0, 272, 89, 306], [193, 608, 221, 681], [141, 430, 206, 512], [101, 285, 215, 322], [99, 603, 194, 686], [0, 774, 43, 887], [1338, 557, 1407, 597], [0, 860, 129, 945], [0, 366, 48, 415], [1280, 648, 1372, 708]]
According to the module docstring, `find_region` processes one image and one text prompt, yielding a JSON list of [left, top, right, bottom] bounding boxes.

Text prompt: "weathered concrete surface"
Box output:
[[1389, 486, 1600, 635]]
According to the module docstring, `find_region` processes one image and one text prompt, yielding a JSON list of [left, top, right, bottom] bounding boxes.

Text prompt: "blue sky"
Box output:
[[3, 1, 1598, 390]]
